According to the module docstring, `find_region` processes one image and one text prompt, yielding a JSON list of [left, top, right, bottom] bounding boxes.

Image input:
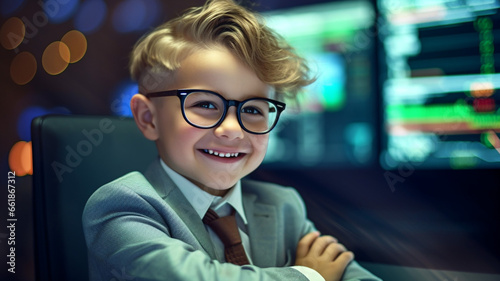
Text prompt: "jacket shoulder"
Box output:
[[83, 171, 162, 213], [241, 178, 304, 207], [92, 171, 155, 195]]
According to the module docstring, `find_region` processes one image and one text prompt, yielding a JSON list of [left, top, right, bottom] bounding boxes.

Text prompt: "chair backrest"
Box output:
[[32, 115, 158, 281]]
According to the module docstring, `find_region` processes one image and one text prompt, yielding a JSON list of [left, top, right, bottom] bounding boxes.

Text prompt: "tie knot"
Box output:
[[203, 209, 241, 246], [202, 208, 220, 224]]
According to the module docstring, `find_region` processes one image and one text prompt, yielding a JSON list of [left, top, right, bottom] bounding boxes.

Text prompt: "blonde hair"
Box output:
[[130, 0, 314, 99]]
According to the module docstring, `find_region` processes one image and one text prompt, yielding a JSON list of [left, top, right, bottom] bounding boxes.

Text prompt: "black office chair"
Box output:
[[32, 115, 158, 281]]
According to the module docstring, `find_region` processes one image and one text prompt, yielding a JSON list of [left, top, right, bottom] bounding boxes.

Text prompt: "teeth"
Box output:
[[203, 149, 239, 158]]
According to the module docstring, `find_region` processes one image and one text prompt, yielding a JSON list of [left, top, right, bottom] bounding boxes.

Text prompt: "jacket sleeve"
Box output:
[[82, 173, 309, 281]]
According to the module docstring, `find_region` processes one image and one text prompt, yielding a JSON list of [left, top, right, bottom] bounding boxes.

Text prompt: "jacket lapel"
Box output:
[[242, 193, 279, 267], [144, 159, 216, 259]]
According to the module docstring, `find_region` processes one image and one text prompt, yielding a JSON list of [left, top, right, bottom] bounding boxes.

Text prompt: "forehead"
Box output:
[[171, 47, 272, 99]]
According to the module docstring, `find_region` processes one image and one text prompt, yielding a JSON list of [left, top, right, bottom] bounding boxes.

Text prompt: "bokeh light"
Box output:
[[10, 51, 37, 85], [1, 17, 25, 50], [17, 106, 48, 141], [74, 0, 107, 34], [8, 141, 33, 176], [470, 81, 494, 98], [42, 41, 71, 75], [111, 81, 138, 116], [17, 106, 71, 141], [112, 0, 161, 33], [1, 0, 25, 16], [61, 30, 87, 63], [112, 0, 146, 33], [43, 0, 80, 24]]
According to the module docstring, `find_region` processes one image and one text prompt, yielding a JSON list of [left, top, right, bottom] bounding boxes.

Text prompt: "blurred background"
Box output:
[[1, 0, 499, 280]]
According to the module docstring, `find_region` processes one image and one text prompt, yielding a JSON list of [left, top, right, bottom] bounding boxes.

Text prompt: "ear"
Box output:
[[130, 94, 159, 141]]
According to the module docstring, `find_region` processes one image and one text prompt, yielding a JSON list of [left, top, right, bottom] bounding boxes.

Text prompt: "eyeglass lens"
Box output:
[[183, 91, 278, 133]]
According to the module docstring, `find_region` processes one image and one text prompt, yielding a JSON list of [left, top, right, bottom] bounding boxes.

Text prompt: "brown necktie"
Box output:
[[203, 209, 250, 265]]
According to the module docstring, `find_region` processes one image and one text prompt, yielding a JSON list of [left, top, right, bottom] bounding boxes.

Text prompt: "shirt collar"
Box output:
[[160, 159, 248, 224]]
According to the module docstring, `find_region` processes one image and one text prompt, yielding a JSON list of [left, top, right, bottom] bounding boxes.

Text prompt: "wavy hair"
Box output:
[[130, 0, 314, 99]]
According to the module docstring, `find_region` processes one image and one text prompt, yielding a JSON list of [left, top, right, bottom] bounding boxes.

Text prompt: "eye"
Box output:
[[241, 106, 263, 115], [192, 101, 218, 109]]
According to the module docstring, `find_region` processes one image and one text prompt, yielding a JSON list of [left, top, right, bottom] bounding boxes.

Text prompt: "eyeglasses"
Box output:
[[145, 89, 286, 134]]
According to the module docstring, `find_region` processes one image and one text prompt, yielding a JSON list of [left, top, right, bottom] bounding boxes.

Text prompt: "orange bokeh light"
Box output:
[[8, 141, 33, 177], [10, 51, 37, 85], [470, 81, 494, 98], [61, 30, 88, 63], [0, 17, 25, 50], [42, 41, 71, 75]]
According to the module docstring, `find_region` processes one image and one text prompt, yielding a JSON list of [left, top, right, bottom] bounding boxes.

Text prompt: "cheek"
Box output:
[[162, 121, 200, 154], [251, 135, 269, 159], [157, 123, 205, 173], [155, 105, 199, 158]]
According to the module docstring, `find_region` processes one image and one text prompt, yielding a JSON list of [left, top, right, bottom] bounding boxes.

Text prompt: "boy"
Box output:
[[83, 0, 381, 280]]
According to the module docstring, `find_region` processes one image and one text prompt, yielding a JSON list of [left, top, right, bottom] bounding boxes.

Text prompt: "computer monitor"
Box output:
[[379, 0, 500, 169], [261, 1, 378, 168]]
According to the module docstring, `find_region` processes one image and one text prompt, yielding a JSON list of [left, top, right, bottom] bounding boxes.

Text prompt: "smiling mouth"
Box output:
[[201, 149, 243, 158]]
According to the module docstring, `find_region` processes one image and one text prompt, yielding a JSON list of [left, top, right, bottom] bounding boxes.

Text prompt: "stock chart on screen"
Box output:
[[379, 0, 500, 169], [261, 1, 377, 168]]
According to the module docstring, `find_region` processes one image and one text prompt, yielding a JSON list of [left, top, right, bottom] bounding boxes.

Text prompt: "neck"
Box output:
[[189, 178, 231, 197]]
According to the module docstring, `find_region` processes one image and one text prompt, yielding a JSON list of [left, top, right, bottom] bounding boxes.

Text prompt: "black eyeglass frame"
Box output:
[[145, 89, 286, 135]]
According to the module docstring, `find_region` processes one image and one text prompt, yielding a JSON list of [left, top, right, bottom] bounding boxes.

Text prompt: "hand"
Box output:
[[294, 231, 354, 281]]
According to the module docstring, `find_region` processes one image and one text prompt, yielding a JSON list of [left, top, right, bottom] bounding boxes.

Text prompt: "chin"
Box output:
[[205, 180, 238, 191], [202, 170, 241, 187], [201, 184, 233, 197]]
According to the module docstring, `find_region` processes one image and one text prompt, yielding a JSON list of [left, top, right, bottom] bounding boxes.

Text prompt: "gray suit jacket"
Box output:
[[83, 159, 381, 281]]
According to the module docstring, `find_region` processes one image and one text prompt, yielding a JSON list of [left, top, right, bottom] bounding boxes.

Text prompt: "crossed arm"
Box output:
[[296, 231, 357, 281]]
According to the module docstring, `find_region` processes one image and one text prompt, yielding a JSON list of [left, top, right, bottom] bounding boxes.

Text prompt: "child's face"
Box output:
[[152, 47, 271, 196]]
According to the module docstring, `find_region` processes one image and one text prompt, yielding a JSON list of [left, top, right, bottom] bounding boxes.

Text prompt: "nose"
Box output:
[[214, 107, 244, 140]]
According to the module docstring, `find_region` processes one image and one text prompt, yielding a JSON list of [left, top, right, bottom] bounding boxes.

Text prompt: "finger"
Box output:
[[296, 231, 320, 258], [323, 242, 348, 260], [334, 251, 355, 267], [309, 235, 337, 256]]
